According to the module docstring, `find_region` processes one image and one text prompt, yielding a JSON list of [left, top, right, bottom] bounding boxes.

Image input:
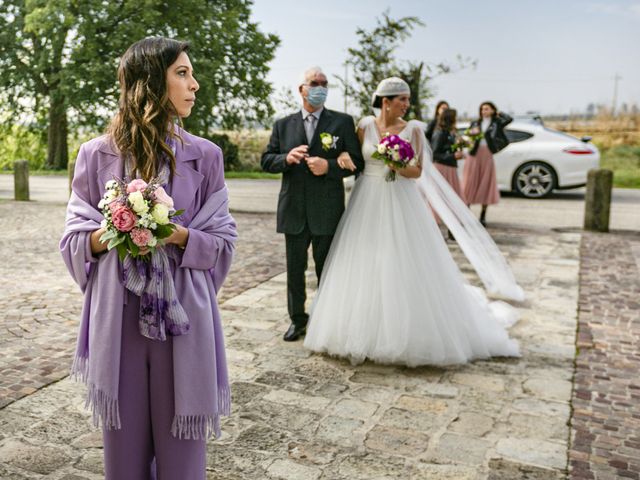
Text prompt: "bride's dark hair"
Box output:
[[372, 95, 398, 109], [107, 37, 190, 181]]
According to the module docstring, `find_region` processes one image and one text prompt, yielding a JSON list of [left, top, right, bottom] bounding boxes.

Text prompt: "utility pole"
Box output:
[[612, 73, 621, 115]]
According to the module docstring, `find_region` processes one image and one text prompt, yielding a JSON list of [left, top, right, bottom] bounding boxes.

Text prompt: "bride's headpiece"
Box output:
[[371, 77, 410, 107]]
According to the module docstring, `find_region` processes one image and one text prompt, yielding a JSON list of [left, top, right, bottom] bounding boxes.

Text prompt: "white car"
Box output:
[[457, 120, 600, 198]]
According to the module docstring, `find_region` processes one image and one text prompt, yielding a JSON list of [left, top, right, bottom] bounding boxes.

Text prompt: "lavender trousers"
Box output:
[[102, 292, 207, 480]]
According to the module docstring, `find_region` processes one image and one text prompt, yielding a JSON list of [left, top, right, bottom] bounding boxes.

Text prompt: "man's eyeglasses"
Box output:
[[305, 80, 329, 88]]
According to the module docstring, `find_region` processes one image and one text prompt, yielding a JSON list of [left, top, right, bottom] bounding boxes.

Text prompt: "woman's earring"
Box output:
[[386, 107, 390, 112]]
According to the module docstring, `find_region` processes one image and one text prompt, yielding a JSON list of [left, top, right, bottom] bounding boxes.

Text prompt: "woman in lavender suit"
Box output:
[[60, 37, 236, 480]]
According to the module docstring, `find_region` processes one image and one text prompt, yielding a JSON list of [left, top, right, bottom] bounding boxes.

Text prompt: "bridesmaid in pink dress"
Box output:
[[463, 101, 512, 226]]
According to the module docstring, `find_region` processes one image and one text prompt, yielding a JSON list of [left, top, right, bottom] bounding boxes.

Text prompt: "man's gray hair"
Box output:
[[300, 66, 324, 86]]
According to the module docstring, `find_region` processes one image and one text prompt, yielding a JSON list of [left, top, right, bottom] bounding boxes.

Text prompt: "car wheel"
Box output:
[[513, 162, 557, 198]]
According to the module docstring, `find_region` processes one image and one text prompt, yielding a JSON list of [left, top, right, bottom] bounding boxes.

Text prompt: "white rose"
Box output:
[[128, 191, 149, 215], [151, 203, 170, 225], [105, 189, 117, 202], [377, 144, 387, 154], [321, 135, 332, 147]]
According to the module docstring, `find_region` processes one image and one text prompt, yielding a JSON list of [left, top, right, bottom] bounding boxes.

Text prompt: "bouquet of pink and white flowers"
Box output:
[[98, 178, 183, 260], [451, 126, 484, 152], [371, 133, 416, 182]]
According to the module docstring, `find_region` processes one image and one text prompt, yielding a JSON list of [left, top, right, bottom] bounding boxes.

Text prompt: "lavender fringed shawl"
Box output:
[[61, 186, 236, 439]]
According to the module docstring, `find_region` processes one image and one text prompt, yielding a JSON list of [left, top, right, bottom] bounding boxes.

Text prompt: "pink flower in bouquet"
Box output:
[[153, 186, 174, 208], [126, 179, 148, 193], [130, 227, 153, 247], [108, 200, 123, 214], [111, 205, 137, 232]]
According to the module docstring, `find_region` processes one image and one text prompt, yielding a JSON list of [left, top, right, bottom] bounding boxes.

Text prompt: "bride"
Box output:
[[303, 77, 521, 366]]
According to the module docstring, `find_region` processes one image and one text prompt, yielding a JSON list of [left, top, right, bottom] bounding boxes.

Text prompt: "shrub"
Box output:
[[206, 132, 240, 171]]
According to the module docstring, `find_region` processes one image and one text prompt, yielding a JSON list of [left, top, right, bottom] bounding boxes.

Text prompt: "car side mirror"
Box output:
[[581, 136, 592, 143]]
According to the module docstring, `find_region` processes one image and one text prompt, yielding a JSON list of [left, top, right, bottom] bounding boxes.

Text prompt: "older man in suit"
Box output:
[[261, 66, 364, 341]]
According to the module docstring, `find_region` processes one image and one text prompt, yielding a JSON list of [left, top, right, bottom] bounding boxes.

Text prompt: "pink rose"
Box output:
[[126, 179, 148, 193], [111, 206, 137, 232], [153, 186, 174, 208], [108, 200, 123, 214], [130, 227, 153, 247]]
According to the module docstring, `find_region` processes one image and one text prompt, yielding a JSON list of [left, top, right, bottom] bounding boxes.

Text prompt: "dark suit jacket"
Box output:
[[261, 109, 364, 235]]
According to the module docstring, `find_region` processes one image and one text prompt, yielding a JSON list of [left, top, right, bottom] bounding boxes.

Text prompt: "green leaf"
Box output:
[[155, 224, 175, 239], [99, 229, 117, 243], [126, 235, 139, 257], [108, 235, 126, 250], [116, 244, 128, 262]]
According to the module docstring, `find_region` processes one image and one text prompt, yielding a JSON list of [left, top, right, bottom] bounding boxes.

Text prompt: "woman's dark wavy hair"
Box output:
[[437, 108, 457, 132], [434, 100, 449, 119], [477, 101, 498, 123], [107, 37, 190, 181]]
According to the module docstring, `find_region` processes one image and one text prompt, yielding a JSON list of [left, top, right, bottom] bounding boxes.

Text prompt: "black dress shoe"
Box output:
[[283, 323, 306, 342]]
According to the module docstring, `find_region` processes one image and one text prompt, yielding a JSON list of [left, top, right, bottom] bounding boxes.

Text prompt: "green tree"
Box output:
[[0, 0, 279, 169], [338, 10, 475, 120]]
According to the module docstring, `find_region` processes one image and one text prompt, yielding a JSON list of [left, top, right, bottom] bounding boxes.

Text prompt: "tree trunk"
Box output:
[[46, 94, 69, 170], [400, 62, 424, 121]]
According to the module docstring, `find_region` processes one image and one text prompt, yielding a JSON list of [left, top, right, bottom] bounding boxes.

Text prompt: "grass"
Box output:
[[599, 145, 640, 189], [548, 114, 640, 189], [224, 171, 280, 179]]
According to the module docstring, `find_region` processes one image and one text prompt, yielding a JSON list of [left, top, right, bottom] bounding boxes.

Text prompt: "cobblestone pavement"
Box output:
[[0, 200, 284, 408], [569, 230, 640, 480], [0, 203, 581, 479]]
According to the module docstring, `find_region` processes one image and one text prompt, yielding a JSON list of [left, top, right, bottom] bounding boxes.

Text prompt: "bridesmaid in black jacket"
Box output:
[[462, 101, 512, 226], [425, 100, 449, 143], [431, 108, 465, 201]]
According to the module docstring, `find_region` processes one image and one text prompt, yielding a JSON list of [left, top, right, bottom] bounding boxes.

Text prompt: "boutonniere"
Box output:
[[320, 132, 339, 151]]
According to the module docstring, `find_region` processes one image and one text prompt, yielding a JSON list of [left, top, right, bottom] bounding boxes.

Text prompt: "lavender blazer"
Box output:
[[61, 129, 236, 437], [71, 129, 229, 271]]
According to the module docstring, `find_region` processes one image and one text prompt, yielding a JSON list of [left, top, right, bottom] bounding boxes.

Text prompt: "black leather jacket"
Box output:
[[469, 112, 513, 155], [431, 129, 458, 167], [425, 118, 437, 143]]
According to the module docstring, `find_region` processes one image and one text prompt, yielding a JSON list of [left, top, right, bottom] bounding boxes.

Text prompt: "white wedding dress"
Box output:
[[303, 117, 520, 366]]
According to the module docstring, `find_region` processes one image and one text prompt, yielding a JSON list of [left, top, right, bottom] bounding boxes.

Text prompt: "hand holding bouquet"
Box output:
[[98, 178, 183, 260], [371, 133, 416, 182]]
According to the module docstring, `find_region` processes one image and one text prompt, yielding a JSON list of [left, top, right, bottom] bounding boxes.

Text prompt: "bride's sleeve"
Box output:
[[410, 123, 431, 167], [357, 116, 372, 131]]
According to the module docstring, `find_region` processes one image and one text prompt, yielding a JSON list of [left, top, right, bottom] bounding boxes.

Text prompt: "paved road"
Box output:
[[1, 174, 639, 478], [0, 204, 580, 479], [1, 174, 639, 230]]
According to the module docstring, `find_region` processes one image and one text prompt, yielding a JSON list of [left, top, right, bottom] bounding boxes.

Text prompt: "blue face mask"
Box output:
[[306, 86, 328, 107]]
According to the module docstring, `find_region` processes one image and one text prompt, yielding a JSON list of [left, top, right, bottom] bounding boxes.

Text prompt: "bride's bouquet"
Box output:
[[98, 178, 183, 260], [371, 133, 415, 182]]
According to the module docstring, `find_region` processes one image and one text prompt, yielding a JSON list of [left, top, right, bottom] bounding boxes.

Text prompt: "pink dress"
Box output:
[[434, 163, 465, 202], [463, 144, 500, 205]]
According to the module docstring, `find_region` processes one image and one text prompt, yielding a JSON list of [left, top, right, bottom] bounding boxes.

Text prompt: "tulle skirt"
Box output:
[[303, 173, 519, 367], [463, 145, 500, 205]]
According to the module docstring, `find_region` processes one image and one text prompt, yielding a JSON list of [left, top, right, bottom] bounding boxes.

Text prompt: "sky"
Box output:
[[250, 0, 640, 118]]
